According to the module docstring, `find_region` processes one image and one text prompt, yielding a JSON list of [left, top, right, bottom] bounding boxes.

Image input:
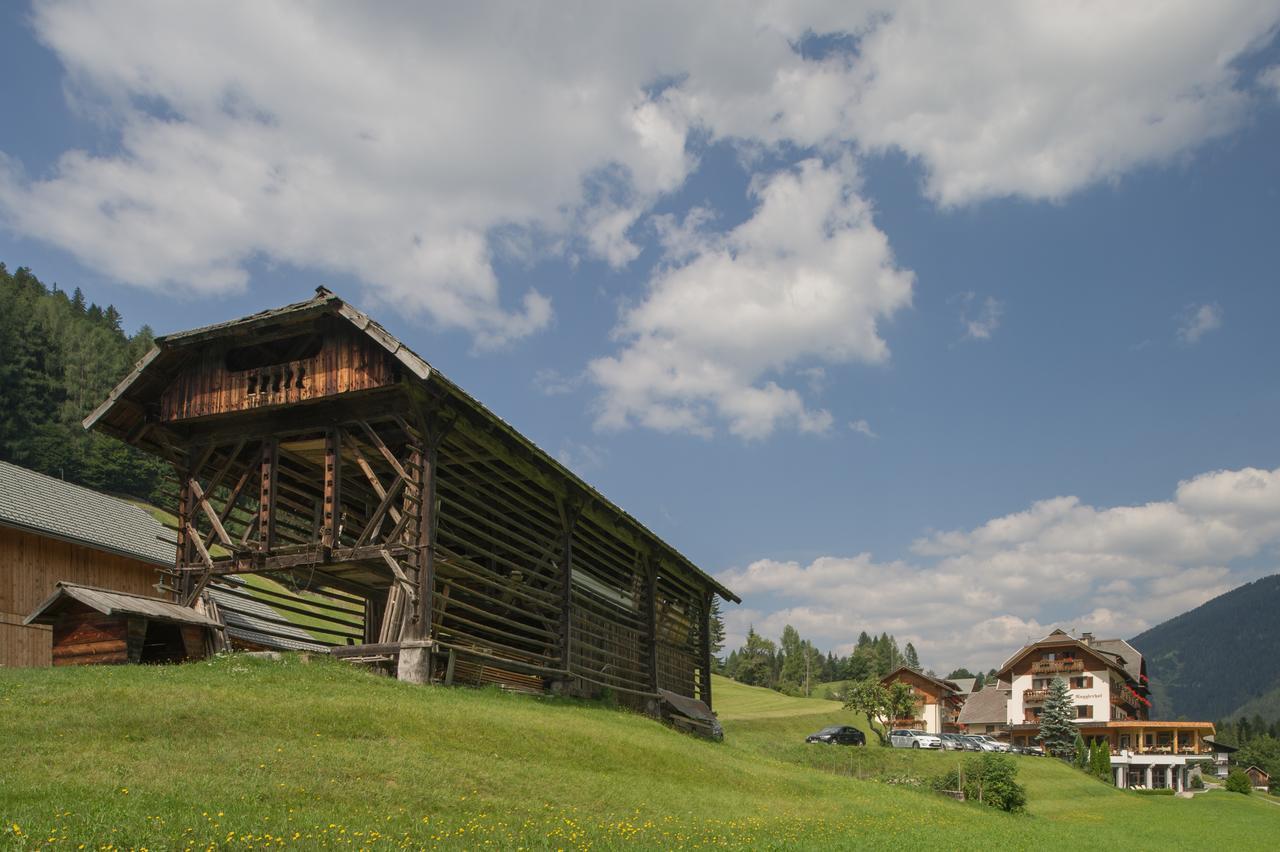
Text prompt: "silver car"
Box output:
[[972, 734, 1011, 752], [889, 729, 943, 749]]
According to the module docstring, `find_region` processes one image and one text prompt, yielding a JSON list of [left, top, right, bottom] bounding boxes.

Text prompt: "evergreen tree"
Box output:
[[708, 598, 726, 657], [1036, 677, 1077, 758], [1090, 740, 1112, 781], [904, 642, 920, 670], [1074, 732, 1088, 769], [946, 667, 976, 680], [973, 672, 986, 691], [734, 627, 777, 687]]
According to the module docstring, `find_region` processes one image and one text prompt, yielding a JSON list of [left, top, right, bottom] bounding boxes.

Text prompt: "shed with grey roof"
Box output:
[[25, 582, 218, 666]]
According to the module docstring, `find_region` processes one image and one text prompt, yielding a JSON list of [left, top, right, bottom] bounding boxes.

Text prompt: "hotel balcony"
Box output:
[[1023, 688, 1050, 704], [1030, 659, 1084, 674]]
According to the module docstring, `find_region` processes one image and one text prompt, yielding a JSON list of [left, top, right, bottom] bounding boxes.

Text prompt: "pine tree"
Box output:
[[708, 598, 726, 657], [1074, 732, 1088, 769], [1090, 740, 1112, 781], [1036, 677, 1077, 758], [904, 642, 920, 670]]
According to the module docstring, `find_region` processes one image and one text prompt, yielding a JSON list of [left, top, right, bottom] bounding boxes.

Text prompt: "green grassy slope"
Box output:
[[1, 660, 1276, 850]]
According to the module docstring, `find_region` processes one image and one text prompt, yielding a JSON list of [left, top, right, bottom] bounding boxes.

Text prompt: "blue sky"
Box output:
[[3, 2, 1280, 673]]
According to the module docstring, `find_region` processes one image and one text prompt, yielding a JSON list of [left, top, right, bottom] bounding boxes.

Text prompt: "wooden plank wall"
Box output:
[[160, 326, 397, 421], [0, 525, 161, 667]]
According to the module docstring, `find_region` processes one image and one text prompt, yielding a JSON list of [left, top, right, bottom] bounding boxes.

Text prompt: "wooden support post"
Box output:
[[556, 499, 580, 692], [700, 590, 713, 711], [174, 468, 195, 603], [646, 558, 659, 695], [259, 438, 278, 551], [322, 428, 342, 549], [398, 413, 441, 685]]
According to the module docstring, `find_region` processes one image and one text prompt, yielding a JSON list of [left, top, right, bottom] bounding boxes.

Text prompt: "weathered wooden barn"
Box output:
[[86, 288, 738, 708]]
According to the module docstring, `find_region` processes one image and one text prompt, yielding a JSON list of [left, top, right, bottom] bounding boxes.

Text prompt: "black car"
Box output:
[[805, 725, 866, 746]]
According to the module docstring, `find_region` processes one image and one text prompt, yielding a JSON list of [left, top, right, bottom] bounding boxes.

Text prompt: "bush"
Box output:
[[931, 753, 1027, 813], [1224, 768, 1252, 795], [1189, 773, 1205, 790], [1131, 788, 1175, 796]]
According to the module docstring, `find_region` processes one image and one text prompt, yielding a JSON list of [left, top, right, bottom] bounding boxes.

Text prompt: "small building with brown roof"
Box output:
[[880, 666, 965, 733], [1244, 765, 1271, 790]]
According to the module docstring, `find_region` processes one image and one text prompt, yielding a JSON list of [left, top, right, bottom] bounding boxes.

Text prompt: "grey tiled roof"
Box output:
[[958, 687, 1010, 725], [0, 461, 175, 566]]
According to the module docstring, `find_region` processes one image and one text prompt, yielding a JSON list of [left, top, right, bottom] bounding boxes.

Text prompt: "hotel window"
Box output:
[[1075, 705, 1091, 719], [1070, 676, 1093, 689]]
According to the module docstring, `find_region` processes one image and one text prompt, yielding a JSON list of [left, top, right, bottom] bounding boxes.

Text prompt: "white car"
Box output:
[[889, 729, 943, 749]]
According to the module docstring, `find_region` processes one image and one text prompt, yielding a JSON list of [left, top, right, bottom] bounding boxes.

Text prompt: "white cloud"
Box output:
[[717, 465, 1280, 672], [845, 2, 1280, 206], [1261, 65, 1280, 98], [1, 2, 1274, 352], [556, 441, 608, 474], [1177, 302, 1224, 344], [850, 419, 878, 438], [588, 158, 913, 438], [533, 368, 585, 397], [956, 292, 1004, 341]]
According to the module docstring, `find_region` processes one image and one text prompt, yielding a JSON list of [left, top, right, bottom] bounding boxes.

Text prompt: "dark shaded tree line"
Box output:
[[0, 263, 173, 503]]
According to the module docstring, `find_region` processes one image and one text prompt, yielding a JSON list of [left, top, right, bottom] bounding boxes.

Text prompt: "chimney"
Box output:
[[1081, 632, 1094, 645]]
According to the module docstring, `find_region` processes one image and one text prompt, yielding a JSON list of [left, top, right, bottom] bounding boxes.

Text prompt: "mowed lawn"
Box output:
[[0, 660, 1276, 849]]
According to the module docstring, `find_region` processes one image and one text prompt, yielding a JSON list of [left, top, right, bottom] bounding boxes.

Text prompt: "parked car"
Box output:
[[961, 735, 997, 751], [805, 725, 866, 746], [1013, 744, 1045, 757], [889, 729, 943, 749], [938, 733, 967, 751], [973, 734, 1011, 752]]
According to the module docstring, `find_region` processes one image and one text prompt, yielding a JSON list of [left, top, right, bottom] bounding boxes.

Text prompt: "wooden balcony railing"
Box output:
[[1023, 688, 1050, 703], [1030, 659, 1084, 674]]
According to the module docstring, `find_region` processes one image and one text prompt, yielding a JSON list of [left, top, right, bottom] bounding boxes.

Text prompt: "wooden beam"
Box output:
[[323, 427, 342, 549], [358, 419, 410, 481], [190, 479, 234, 549], [557, 498, 580, 674], [700, 590, 713, 711], [647, 558, 659, 694], [259, 438, 279, 551]]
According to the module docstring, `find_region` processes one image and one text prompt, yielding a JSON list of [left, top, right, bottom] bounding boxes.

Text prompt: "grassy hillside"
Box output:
[[1, 660, 1276, 850], [1131, 573, 1280, 720]]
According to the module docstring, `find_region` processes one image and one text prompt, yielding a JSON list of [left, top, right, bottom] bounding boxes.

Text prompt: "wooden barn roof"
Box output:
[[85, 287, 739, 604]]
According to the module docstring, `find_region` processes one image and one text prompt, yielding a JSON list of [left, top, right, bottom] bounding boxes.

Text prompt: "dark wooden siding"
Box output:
[[160, 326, 398, 422]]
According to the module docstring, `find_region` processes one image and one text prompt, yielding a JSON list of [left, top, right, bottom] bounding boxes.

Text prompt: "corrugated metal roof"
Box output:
[[208, 578, 330, 652], [0, 461, 176, 566], [26, 582, 220, 627]]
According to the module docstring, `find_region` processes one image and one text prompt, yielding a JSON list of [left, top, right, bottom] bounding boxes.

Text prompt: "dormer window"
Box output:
[[225, 333, 322, 372]]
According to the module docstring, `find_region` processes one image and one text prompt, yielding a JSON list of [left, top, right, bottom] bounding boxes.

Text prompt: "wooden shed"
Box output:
[[25, 583, 220, 665], [85, 288, 739, 709], [0, 460, 175, 667]]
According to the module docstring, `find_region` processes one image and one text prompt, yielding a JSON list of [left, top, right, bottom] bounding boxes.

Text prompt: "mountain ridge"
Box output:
[[1130, 573, 1280, 721]]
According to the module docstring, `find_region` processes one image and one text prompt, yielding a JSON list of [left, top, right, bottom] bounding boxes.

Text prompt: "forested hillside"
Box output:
[[1130, 574, 1280, 721], [0, 263, 171, 503]]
